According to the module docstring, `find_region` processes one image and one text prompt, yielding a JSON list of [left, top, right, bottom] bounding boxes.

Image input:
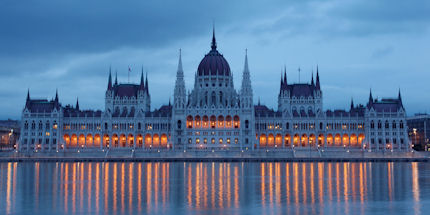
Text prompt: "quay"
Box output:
[[1, 148, 429, 162]]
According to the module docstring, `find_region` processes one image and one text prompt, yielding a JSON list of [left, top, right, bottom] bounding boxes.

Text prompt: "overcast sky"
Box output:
[[1, 0, 429, 119]]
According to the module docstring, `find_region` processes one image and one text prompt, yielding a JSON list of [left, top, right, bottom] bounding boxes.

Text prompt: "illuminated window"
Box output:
[[219, 138, 223, 144], [227, 138, 231, 144], [196, 138, 200, 144]]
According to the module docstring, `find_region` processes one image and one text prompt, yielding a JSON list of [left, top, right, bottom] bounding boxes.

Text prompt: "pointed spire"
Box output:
[[107, 67, 112, 90], [114, 71, 118, 85], [139, 67, 145, 90], [211, 24, 217, 51], [280, 71, 284, 89], [311, 71, 315, 86], [76, 98, 80, 111], [350, 98, 354, 110], [178, 48, 183, 72], [145, 72, 149, 94], [368, 89, 374, 108], [26, 89, 30, 101], [398, 88, 403, 107], [25, 89, 30, 108], [258, 97, 261, 106], [316, 65, 320, 90], [283, 66, 287, 85], [55, 89, 59, 103]]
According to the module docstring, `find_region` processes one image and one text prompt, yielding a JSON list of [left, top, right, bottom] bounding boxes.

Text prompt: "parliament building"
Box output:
[[18, 30, 410, 153]]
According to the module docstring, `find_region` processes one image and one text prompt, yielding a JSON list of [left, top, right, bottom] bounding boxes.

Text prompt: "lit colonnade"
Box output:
[[255, 104, 367, 150], [185, 114, 242, 149], [61, 105, 172, 150]]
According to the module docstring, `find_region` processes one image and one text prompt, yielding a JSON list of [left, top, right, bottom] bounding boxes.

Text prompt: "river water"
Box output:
[[0, 162, 429, 215]]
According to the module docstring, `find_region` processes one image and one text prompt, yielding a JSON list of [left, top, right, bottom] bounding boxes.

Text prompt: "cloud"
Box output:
[[1, 0, 430, 118]]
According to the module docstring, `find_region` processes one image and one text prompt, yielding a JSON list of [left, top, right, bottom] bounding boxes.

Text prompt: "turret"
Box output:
[[107, 67, 113, 90], [350, 98, 354, 110], [145, 72, 149, 95], [368, 89, 374, 108], [240, 49, 253, 109], [398, 89, 403, 108], [311, 72, 314, 86], [114, 72, 118, 85], [25, 89, 30, 108], [139, 68, 145, 91], [76, 98, 80, 110], [173, 49, 186, 109], [316, 66, 320, 90]]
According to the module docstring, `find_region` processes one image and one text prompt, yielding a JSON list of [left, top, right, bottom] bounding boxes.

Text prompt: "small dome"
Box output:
[[197, 30, 231, 76]]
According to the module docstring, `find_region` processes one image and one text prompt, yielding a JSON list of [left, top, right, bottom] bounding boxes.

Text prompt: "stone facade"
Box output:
[[18, 31, 410, 152]]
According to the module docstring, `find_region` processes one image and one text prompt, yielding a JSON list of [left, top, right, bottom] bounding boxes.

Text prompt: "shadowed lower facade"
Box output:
[[18, 30, 410, 153]]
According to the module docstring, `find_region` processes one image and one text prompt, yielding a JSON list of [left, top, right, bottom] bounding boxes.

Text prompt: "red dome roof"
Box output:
[[197, 30, 231, 76]]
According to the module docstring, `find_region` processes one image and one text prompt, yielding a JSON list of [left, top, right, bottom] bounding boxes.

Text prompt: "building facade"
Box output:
[[18, 31, 410, 152], [407, 114, 430, 151]]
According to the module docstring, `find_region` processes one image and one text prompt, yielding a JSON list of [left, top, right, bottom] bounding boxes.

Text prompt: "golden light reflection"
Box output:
[[293, 163, 299, 206], [80, 163, 84, 211], [6, 163, 12, 214], [310, 163, 315, 204], [3, 161, 427, 214], [104, 163, 109, 213], [113, 163, 118, 213], [387, 162, 393, 201], [138, 163, 142, 212], [285, 163, 290, 206], [318, 162, 324, 204], [88, 163, 92, 210], [146, 163, 152, 213], [261, 163, 266, 207], [95, 163, 100, 214], [187, 164, 192, 207], [302, 163, 307, 203], [412, 162, 420, 202], [234, 166, 239, 208], [72, 163, 76, 213], [120, 163, 125, 214]]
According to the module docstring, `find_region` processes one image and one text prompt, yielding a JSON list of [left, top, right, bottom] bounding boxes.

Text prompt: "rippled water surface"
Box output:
[[0, 162, 430, 215]]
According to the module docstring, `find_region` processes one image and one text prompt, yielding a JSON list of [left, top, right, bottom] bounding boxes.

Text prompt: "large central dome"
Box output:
[[197, 30, 231, 76]]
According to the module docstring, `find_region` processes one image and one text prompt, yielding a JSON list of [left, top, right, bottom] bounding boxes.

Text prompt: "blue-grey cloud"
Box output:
[[1, 0, 430, 119]]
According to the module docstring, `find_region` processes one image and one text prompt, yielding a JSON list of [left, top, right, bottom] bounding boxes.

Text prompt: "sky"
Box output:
[[1, 0, 429, 119]]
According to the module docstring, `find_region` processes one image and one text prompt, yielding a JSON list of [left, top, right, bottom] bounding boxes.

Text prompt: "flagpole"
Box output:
[[128, 66, 130, 83]]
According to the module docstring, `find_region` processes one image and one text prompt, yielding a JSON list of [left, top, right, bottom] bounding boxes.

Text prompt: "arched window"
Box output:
[[392, 121, 396, 129], [245, 120, 249, 129], [377, 121, 382, 129], [371, 121, 374, 129], [400, 121, 404, 129], [385, 121, 389, 129], [204, 91, 208, 105], [319, 122, 323, 130], [233, 115, 240, 128], [286, 122, 290, 130], [219, 91, 223, 104], [177, 120, 182, 129], [211, 91, 216, 106], [45, 121, 50, 130], [24, 121, 29, 130]]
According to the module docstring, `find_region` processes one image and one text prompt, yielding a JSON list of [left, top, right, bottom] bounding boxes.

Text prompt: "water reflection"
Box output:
[[0, 162, 429, 214]]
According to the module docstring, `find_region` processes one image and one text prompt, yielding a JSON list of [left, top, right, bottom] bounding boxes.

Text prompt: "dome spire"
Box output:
[[211, 24, 217, 50]]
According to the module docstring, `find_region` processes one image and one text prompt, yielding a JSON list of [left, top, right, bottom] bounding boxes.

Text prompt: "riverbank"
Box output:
[[0, 149, 429, 162]]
